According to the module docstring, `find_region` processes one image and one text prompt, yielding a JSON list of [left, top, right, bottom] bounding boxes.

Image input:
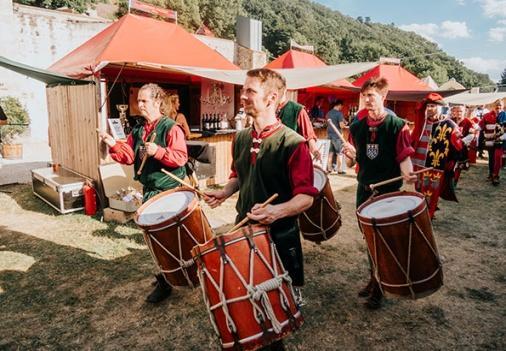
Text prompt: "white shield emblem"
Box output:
[[366, 144, 379, 159]]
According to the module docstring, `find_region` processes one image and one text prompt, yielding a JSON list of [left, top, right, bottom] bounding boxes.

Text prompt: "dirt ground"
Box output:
[[0, 162, 504, 350]]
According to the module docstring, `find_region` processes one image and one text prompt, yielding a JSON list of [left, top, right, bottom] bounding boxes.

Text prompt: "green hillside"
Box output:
[[17, 0, 494, 89]]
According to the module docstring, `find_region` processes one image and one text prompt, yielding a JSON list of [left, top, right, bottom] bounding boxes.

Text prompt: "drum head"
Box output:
[[137, 191, 195, 226], [313, 167, 327, 192], [359, 195, 423, 219]]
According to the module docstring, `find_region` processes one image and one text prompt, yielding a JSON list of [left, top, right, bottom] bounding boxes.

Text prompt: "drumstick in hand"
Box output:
[[369, 167, 434, 191], [137, 132, 157, 175], [327, 119, 346, 143], [225, 193, 279, 235], [161, 169, 207, 198]]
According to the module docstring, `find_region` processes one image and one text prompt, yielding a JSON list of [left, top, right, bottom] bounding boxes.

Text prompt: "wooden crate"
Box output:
[[103, 207, 136, 224]]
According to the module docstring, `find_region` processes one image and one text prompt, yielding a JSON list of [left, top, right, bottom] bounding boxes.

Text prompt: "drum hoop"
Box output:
[[357, 206, 426, 227], [379, 266, 442, 288], [220, 310, 302, 349], [146, 203, 198, 232], [135, 186, 197, 228], [193, 227, 268, 258]]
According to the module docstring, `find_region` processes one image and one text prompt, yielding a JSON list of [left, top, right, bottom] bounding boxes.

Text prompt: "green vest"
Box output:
[[132, 117, 186, 199], [350, 114, 405, 189], [233, 126, 304, 233], [278, 100, 303, 132]]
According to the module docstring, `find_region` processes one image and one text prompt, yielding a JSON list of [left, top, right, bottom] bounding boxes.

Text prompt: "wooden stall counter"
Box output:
[[192, 130, 237, 186]]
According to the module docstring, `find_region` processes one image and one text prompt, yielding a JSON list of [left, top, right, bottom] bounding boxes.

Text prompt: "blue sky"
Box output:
[[315, 0, 506, 83]]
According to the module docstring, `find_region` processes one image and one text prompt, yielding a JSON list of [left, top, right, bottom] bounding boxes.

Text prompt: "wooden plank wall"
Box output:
[[198, 133, 234, 185], [46, 84, 100, 181]]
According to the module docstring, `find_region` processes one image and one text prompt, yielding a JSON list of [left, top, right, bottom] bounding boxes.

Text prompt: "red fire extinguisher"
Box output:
[[83, 180, 97, 216]]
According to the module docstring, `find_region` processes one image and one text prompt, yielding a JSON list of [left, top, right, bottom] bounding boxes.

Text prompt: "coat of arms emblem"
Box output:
[[366, 143, 379, 159]]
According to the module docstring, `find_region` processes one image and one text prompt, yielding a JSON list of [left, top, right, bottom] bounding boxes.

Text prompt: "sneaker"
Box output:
[[358, 280, 374, 298], [146, 274, 173, 303], [294, 287, 305, 307]]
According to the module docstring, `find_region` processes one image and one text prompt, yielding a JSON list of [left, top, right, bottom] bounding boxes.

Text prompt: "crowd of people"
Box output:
[[99, 70, 505, 351]]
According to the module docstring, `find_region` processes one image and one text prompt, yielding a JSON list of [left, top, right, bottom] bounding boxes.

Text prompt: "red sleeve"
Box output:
[[396, 124, 415, 163], [109, 133, 135, 164], [297, 108, 317, 141], [288, 142, 319, 197], [451, 130, 463, 151], [153, 125, 188, 167]]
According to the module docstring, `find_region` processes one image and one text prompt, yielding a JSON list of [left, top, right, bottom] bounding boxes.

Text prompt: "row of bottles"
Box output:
[[202, 113, 229, 131]]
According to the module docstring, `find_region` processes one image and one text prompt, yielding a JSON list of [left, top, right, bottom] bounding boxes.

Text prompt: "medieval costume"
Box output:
[[412, 93, 463, 218], [276, 100, 317, 142], [231, 121, 318, 286], [479, 109, 504, 185]]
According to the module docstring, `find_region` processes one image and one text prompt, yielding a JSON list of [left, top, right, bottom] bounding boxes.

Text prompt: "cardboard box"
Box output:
[[99, 163, 142, 213], [31, 167, 85, 214], [103, 207, 136, 224]]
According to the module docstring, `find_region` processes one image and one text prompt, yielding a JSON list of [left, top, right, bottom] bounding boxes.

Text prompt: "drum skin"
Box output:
[[356, 191, 443, 298], [135, 187, 213, 287], [192, 225, 303, 351], [299, 165, 341, 243]]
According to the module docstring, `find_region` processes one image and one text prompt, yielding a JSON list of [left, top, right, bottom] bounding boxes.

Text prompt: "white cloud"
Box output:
[[456, 0, 466, 5], [498, 19, 506, 25], [398, 23, 440, 42], [462, 57, 506, 82], [399, 21, 470, 42], [489, 27, 506, 41], [440, 21, 471, 38], [480, 0, 506, 18]]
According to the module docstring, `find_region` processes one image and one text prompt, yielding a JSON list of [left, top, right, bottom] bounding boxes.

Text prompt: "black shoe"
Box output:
[[492, 177, 500, 186], [146, 274, 172, 303], [364, 284, 383, 310], [259, 340, 285, 351], [358, 280, 374, 297]]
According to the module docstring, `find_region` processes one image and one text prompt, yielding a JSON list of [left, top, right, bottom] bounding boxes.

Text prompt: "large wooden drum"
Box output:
[[135, 187, 213, 287], [299, 165, 341, 243], [192, 225, 303, 351], [356, 191, 443, 299]]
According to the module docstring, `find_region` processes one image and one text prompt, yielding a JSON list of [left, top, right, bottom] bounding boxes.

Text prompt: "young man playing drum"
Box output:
[[205, 68, 318, 350], [100, 83, 188, 304], [342, 77, 416, 309]]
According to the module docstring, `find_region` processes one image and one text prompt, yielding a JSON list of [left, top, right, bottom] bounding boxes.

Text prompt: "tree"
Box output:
[[500, 67, 506, 85]]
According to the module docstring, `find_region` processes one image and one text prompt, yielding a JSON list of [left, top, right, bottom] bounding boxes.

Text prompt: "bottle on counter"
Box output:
[[234, 108, 245, 131]]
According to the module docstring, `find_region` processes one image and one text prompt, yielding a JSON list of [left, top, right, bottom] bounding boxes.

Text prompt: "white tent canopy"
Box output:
[[135, 61, 378, 89], [445, 92, 506, 106]]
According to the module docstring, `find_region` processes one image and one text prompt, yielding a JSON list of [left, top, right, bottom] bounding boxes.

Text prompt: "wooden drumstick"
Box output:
[[327, 119, 346, 143], [369, 167, 434, 191], [137, 132, 157, 176], [224, 193, 279, 235], [161, 169, 208, 198]]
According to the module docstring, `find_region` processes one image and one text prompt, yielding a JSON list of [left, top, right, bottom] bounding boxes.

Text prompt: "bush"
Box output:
[[0, 96, 30, 144]]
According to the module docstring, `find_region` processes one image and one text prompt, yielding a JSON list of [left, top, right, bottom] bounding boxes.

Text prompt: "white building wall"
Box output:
[[0, 1, 109, 142]]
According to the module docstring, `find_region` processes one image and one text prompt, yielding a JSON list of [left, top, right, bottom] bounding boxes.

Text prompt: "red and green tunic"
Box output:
[[231, 122, 317, 286], [349, 113, 413, 206], [109, 116, 187, 202], [276, 100, 317, 142]]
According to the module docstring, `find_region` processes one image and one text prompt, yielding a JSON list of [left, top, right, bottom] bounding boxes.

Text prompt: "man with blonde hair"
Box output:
[[205, 68, 317, 350]]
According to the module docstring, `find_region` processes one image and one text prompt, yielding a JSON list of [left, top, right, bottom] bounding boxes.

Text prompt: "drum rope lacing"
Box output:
[[369, 212, 441, 298], [300, 195, 341, 238], [146, 210, 211, 287], [196, 231, 297, 347]]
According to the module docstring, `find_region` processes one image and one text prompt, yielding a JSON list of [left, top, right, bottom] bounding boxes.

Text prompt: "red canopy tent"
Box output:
[[49, 13, 239, 79], [265, 49, 358, 116]]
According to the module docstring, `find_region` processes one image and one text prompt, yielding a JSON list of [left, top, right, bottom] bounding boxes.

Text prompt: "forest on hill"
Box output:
[[15, 0, 495, 89]]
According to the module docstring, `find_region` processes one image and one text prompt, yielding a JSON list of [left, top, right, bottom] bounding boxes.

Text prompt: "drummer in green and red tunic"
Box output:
[[205, 68, 318, 351], [100, 83, 188, 304], [342, 77, 416, 310]]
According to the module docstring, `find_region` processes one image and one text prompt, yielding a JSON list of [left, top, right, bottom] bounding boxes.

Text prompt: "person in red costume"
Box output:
[[100, 83, 188, 304], [479, 99, 505, 185], [450, 104, 476, 184], [411, 93, 463, 218]]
